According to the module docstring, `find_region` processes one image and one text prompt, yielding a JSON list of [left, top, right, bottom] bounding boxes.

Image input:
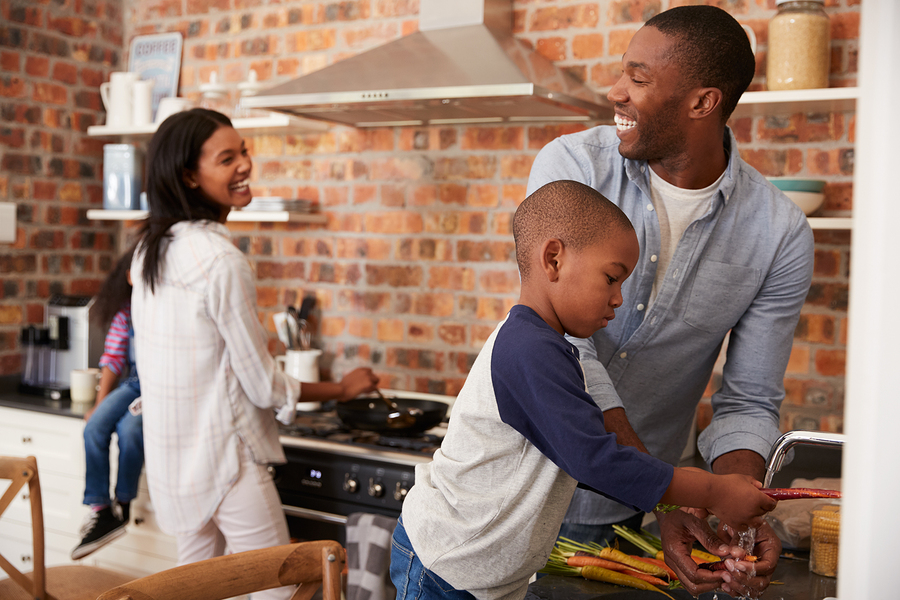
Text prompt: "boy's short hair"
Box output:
[[513, 180, 634, 280]]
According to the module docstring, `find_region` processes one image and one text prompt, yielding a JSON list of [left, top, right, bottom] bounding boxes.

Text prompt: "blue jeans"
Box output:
[[83, 380, 144, 506], [390, 518, 476, 600]]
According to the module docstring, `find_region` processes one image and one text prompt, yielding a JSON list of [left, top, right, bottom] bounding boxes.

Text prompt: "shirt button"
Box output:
[[636, 304, 645, 311], [619, 352, 628, 359], [646, 203, 654, 212], [650, 255, 658, 263], [640, 166, 645, 173]]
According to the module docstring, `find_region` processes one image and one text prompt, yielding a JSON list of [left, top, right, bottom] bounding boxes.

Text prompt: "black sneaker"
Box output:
[[71, 506, 127, 560]]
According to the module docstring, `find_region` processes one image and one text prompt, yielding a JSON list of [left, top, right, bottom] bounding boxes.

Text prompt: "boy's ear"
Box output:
[[540, 238, 564, 282]]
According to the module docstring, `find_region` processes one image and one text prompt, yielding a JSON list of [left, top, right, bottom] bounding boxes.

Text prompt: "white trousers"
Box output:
[[175, 443, 294, 600]]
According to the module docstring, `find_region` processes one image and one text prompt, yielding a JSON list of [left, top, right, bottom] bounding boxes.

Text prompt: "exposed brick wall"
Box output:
[[2, 0, 858, 435], [0, 0, 124, 375]]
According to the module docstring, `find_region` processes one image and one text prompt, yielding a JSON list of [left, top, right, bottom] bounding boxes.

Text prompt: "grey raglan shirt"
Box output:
[[401, 306, 673, 600]]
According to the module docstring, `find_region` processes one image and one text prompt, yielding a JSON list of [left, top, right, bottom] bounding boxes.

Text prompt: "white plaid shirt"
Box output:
[[131, 220, 300, 535]]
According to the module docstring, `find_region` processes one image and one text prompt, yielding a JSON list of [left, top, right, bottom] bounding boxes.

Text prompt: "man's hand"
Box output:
[[715, 520, 782, 599], [657, 508, 731, 596]]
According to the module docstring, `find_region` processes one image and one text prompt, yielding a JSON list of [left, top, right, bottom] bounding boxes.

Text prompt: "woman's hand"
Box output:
[[337, 367, 379, 401]]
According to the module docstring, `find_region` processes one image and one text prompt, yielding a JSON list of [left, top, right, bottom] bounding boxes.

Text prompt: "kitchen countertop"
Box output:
[[527, 556, 837, 600], [0, 374, 86, 419]]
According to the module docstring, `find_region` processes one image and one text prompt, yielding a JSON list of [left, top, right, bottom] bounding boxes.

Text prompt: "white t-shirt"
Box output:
[[647, 167, 725, 306]]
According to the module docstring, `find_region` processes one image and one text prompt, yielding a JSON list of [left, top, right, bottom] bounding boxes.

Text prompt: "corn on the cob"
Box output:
[[810, 505, 840, 577]]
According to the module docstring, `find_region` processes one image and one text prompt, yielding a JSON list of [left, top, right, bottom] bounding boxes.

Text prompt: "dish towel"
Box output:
[[346, 512, 398, 600]]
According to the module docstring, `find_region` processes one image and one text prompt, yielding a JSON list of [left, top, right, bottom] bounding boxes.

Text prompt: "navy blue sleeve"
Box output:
[[492, 308, 673, 513]]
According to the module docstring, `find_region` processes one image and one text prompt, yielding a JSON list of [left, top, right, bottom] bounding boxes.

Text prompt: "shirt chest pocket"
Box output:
[[682, 261, 761, 334]]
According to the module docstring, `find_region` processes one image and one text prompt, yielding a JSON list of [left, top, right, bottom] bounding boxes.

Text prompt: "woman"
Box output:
[[130, 108, 378, 599]]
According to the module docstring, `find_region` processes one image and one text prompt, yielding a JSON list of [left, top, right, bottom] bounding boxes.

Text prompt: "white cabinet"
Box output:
[[0, 406, 178, 577]]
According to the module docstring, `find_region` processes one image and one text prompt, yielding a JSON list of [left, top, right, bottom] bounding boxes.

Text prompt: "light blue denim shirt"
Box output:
[[526, 126, 814, 524]]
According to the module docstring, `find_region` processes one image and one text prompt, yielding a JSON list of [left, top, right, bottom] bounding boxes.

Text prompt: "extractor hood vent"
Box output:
[[241, 0, 611, 127]]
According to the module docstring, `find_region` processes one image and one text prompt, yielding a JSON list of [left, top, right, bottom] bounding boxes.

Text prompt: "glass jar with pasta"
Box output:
[[766, 0, 831, 91]]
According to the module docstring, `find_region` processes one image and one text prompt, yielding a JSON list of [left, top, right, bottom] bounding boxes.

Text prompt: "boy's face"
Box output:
[[555, 228, 640, 339]]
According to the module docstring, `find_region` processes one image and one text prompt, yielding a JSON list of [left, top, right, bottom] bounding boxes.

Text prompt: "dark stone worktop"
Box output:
[[527, 557, 837, 600], [0, 374, 86, 419]]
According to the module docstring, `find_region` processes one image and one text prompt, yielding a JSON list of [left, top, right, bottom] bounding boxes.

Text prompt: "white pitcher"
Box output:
[[100, 72, 139, 128]]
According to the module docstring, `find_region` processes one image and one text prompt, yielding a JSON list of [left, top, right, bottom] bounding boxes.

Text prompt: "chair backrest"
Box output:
[[96, 540, 345, 600], [0, 455, 49, 599]]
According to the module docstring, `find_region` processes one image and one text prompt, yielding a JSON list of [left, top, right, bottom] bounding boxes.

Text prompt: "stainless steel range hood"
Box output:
[[241, 0, 611, 127]]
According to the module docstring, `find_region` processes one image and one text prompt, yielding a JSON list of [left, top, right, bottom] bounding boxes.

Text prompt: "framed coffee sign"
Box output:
[[128, 32, 183, 121]]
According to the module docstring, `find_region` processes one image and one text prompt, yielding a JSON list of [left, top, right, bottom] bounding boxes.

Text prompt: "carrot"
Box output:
[[580, 565, 675, 599], [616, 569, 670, 587], [656, 548, 721, 564], [698, 555, 758, 571], [567, 556, 636, 571], [631, 555, 678, 581], [598, 547, 668, 578], [760, 487, 841, 500]]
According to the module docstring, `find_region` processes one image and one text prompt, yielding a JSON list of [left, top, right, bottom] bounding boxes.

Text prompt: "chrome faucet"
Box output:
[[763, 430, 845, 488]]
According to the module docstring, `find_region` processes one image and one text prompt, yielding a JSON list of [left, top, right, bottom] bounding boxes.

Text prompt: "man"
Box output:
[[526, 6, 814, 598]]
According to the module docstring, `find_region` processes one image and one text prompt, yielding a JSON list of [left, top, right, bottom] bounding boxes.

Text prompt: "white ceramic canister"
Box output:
[[131, 79, 154, 126]]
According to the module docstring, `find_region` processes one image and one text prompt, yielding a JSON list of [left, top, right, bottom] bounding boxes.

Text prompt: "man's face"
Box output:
[[607, 26, 692, 162]]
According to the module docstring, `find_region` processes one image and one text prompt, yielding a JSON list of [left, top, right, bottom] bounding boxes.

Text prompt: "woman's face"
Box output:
[[184, 125, 252, 220]]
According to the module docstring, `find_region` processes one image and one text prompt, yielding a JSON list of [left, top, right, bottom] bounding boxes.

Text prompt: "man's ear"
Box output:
[[540, 238, 564, 282], [690, 87, 723, 120]]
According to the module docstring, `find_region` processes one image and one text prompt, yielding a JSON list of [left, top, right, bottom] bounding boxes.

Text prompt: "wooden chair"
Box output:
[[0, 455, 136, 600], [97, 540, 346, 600]]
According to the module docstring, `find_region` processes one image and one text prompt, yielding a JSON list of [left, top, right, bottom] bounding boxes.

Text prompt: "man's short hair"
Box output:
[[646, 5, 755, 122], [513, 180, 633, 280]]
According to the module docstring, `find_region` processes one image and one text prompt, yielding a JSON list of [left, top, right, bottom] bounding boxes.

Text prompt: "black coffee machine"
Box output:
[[19, 295, 105, 400]]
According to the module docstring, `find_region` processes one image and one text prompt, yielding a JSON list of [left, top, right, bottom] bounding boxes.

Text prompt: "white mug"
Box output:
[[154, 96, 194, 124], [100, 72, 139, 128], [132, 79, 154, 126], [70, 368, 101, 404]]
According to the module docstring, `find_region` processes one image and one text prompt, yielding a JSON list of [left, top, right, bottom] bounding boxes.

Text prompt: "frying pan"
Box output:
[[335, 395, 448, 435]]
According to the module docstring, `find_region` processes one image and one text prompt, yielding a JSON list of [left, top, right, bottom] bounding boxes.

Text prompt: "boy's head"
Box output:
[[513, 180, 639, 338]]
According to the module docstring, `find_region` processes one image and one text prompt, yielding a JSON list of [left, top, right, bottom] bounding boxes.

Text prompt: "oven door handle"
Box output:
[[282, 505, 349, 525]]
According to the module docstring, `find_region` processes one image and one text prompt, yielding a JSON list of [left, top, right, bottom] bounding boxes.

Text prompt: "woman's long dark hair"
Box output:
[[138, 108, 233, 292], [92, 245, 136, 332]]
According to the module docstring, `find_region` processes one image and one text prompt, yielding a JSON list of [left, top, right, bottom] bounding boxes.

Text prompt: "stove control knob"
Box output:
[[393, 482, 409, 502], [343, 474, 359, 494], [368, 478, 384, 498]]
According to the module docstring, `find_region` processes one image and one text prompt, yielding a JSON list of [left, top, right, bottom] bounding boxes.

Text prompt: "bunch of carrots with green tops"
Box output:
[[540, 537, 681, 598], [540, 527, 753, 597]]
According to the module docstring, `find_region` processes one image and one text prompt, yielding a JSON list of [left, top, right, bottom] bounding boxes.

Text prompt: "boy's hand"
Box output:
[[709, 473, 777, 531], [337, 367, 380, 401]]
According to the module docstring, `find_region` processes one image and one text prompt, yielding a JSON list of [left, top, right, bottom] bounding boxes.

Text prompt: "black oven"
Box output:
[[274, 394, 448, 546]]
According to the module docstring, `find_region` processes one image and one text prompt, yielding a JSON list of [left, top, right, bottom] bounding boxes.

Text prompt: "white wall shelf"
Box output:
[[87, 113, 329, 139], [733, 86, 859, 118], [86, 209, 327, 224], [808, 217, 852, 230]]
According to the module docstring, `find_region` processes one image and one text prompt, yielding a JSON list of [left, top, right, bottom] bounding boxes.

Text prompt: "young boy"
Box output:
[[390, 180, 776, 600]]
